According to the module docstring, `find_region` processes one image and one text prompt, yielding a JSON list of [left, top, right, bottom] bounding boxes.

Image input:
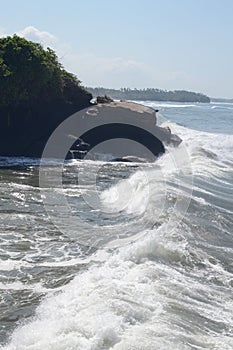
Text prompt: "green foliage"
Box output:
[[87, 87, 210, 103], [0, 35, 87, 107]]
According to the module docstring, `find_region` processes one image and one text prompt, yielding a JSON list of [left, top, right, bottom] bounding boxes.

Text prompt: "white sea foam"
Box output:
[[134, 101, 199, 108], [2, 167, 232, 349], [0, 281, 48, 293], [101, 169, 153, 215], [0, 259, 30, 271], [2, 219, 233, 350], [171, 123, 233, 162]]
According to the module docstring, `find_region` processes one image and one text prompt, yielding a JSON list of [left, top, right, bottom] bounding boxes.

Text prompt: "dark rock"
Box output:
[[0, 97, 92, 158], [0, 99, 182, 161], [96, 95, 114, 104], [66, 100, 182, 162]]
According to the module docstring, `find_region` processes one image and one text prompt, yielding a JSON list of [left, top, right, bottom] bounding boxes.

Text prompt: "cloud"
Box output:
[[63, 53, 151, 87], [6, 26, 149, 87], [71, 54, 146, 73], [60, 52, 195, 90], [98, 56, 146, 72], [2, 26, 172, 88], [1, 26, 197, 91], [16, 26, 57, 46]]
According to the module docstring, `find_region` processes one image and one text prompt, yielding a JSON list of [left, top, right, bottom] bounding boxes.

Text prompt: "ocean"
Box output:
[[0, 101, 232, 350]]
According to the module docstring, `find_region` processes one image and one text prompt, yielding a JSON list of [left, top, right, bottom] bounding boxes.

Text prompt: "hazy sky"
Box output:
[[1, 0, 233, 98]]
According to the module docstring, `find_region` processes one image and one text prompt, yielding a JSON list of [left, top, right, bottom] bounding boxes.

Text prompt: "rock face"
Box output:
[[0, 97, 92, 158], [67, 99, 182, 162], [0, 35, 93, 158], [96, 95, 114, 104], [0, 97, 182, 161]]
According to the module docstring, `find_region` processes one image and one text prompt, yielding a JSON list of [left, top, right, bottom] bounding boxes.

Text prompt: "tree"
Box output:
[[0, 35, 90, 108]]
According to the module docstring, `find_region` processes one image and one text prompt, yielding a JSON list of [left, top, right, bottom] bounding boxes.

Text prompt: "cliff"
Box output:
[[0, 36, 182, 161], [0, 35, 92, 158], [41, 99, 182, 162]]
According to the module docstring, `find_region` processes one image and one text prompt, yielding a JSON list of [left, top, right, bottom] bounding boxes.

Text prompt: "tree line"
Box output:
[[87, 87, 210, 103]]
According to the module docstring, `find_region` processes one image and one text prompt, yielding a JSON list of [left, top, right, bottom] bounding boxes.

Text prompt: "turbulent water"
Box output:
[[0, 102, 233, 350]]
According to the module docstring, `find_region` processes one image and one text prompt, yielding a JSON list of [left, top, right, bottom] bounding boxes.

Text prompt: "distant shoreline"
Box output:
[[87, 87, 210, 103]]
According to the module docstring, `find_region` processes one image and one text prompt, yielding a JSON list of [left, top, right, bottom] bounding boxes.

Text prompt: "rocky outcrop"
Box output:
[[96, 95, 114, 104], [0, 97, 181, 161], [67, 99, 182, 161], [0, 35, 93, 158], [0, 97, 92, 158], [0, 37, 181, 161]]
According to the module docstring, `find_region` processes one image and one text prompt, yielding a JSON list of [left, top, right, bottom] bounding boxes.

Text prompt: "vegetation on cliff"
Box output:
[[0, 35, 92, 157], [0, 35, 91, 108], [87, 87, 210, 103]]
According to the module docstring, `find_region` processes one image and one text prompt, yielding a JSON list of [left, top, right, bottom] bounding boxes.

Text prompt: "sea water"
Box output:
[[0, 102, 232, 349]]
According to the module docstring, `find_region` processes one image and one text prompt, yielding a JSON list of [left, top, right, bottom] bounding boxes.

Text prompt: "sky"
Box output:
[[0, 0, 233, 98]]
